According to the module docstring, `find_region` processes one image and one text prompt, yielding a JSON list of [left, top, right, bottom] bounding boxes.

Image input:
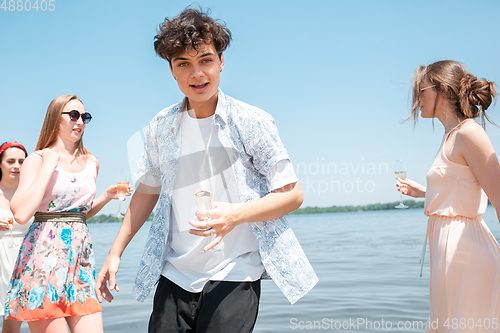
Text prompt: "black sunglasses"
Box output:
[[61, 110, 92, 124]]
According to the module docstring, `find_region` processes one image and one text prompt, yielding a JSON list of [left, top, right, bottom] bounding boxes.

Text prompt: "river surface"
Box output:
[[9, 208, 500, 332]]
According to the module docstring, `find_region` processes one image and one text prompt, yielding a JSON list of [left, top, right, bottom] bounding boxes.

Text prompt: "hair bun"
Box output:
[[459, 74, 495, 118]]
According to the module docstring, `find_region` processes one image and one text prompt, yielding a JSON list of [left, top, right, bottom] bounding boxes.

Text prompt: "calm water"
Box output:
[[10, 208, 500, 332]]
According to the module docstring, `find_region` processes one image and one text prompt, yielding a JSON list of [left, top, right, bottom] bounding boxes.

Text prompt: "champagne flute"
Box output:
[[194, 189, 217, 252], [116, 169, 129, 218], [395, 159, 409, 209], [0, 210, 15, 247]]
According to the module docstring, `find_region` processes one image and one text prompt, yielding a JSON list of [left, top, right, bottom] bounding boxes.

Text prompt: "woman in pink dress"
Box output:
[[4, 95, 128, 333], [399, 60, 500, 332]]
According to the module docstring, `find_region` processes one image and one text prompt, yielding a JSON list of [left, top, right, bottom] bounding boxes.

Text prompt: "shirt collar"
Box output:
[[214, 88, 228, 126], [179, 88, 228, 127]]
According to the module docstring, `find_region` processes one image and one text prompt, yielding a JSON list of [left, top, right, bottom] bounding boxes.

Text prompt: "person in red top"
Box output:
[[0, 141, 28, 333]]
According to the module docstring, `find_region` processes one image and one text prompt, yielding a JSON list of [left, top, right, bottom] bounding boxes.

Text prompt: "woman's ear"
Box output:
[[439, 84, 449, 94]]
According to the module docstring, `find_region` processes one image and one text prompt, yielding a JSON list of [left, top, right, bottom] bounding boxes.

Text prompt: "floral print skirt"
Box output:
[[4, 212, 101, 320]]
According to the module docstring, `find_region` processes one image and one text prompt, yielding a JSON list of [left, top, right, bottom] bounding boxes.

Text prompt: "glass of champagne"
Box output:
[[395, 159, 409, 209], [116, 169, 129, 218], [194, 189, 218, 252], [0, 210, 15, 247]]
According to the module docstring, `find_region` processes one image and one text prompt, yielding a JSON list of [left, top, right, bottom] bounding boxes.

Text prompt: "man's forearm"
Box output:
[[108, 190, 159, 257], [236, 182, 303, 224]]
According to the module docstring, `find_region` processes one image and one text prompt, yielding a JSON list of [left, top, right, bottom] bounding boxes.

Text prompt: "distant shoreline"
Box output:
[[288, 200, 424, 215], [86, 214, 154, 223], [86, 200, 425, 223]]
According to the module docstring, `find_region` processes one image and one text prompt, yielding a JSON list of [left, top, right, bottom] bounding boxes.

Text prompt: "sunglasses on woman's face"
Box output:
[[61, 110, 92, 124]]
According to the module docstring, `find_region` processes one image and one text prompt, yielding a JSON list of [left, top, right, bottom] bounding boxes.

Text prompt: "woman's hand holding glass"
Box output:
[[115, 169, 131, 218], [0, 217, 11, 232], [396, 178, 426, 198], [0, 210, 15, 247], [106, 184, 133, 201]]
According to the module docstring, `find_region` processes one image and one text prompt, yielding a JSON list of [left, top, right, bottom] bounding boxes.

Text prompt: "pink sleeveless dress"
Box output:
[[424, 121, 500, 332], [4, 153, 101, 320]]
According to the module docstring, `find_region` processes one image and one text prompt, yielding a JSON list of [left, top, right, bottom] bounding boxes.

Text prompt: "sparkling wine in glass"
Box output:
[[194, 190, 213, 211], [116, 169, 129, 218], [194, 189, 217, 252], [395, 159, 409, 209], [0, 210, 15, 247]]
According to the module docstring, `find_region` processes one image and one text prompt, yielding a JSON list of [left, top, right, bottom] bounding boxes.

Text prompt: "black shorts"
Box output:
[[148, 276, 261, 333]]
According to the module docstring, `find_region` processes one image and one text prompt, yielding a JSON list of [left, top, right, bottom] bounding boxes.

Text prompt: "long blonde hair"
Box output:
[[35, 95, 90, 157]]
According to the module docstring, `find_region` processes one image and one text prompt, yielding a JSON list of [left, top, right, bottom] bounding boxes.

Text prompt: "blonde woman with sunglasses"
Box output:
[[4, 95, 127, 333]]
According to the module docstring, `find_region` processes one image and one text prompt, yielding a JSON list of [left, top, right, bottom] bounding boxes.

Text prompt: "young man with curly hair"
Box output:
[[96, 8, 317, 333]]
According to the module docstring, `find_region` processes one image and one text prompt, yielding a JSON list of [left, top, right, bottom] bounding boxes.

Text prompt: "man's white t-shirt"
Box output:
[[161, 109, 297, 293]]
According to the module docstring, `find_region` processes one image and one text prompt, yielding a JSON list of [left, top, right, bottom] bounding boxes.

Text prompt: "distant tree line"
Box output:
[[289, 200, 425, 215], [87, 198, 494, 221], [87, 213, 154, 223], [87, 200, 427, 222]]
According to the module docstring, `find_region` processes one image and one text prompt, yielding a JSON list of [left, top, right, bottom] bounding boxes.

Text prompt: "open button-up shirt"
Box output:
[[132, 89, 318, 304]]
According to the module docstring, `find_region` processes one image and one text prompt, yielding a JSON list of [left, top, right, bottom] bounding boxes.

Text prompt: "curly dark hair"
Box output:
[[154, 7, 232, 64]]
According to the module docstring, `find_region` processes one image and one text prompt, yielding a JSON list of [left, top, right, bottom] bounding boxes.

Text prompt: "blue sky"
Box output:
[[1, 0, 500, 215]]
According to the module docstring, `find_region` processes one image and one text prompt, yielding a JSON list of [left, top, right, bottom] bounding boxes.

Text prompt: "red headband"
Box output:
[[0, 141, 27, 157]]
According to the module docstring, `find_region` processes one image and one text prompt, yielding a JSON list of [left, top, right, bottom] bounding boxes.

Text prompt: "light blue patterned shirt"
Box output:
[[132, 89, 318, 304]]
